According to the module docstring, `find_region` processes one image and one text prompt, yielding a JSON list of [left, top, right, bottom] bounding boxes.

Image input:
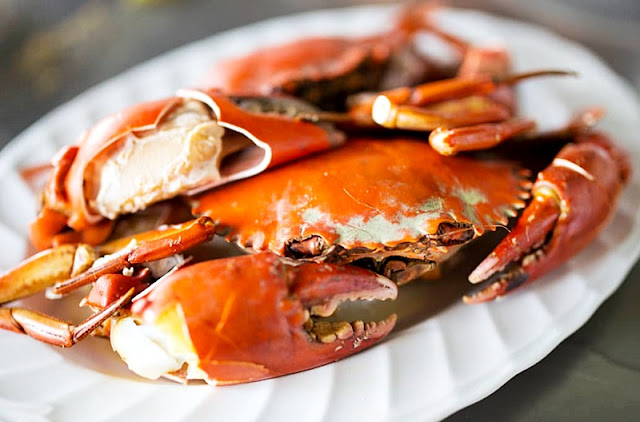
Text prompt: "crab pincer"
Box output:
[[465, 132, 631, 303], [113, 252, 398, 385]]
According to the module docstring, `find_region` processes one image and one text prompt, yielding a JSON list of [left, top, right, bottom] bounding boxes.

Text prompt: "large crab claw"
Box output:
[[114, 252, 397, 385], [465, 132, 631, 303]]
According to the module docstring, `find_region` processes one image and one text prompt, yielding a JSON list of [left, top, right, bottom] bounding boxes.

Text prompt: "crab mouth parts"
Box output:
[[285, 223, 476, 263], [285, 229, 473, 285], [352, 256, 437, 285]]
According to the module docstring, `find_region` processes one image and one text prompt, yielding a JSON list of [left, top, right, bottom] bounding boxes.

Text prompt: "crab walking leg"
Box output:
[[429, 119, 537, 155], [120, 253, 398, 384], [465, 132, 630, 303], [373, 95, 511, 131], [371, 70, 576, 110], [49, 217, 216, 297], [0, 217, 215, 305], [0, 244, 97, 304], [0, 288, 134, 347]]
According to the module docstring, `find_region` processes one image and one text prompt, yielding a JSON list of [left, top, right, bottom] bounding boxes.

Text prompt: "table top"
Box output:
[[1, 1, 639, 420]]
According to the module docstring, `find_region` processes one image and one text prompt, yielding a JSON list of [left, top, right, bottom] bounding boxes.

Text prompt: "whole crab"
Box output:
[[0, 4, 631, 385]]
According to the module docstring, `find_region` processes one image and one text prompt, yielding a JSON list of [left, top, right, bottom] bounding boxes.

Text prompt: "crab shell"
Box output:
[[35, 88, 341, 248], [205, 33, 407, 110], [114, 252, 397, 385], [192, 137, 531, 282]]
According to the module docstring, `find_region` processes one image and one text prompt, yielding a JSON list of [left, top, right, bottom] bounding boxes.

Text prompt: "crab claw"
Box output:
[[113, 252, 397, 385], [465, 133, 630, 303]]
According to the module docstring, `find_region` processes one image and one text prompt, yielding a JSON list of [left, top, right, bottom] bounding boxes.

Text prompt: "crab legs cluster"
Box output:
[[0, 4, 630, 384]]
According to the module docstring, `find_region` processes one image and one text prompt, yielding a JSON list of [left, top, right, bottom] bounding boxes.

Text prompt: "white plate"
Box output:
[[1, 5, 639, 422]]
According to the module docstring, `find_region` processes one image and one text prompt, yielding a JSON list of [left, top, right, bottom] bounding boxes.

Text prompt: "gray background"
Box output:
[[1, 0, 639, 420]]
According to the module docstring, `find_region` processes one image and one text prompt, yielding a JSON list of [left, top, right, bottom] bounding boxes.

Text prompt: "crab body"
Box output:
[[206, 35, 404, 111], [193, 137, 530, 283]]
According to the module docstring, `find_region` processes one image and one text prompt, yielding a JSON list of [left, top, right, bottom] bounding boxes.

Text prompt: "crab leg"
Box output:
[[428, 118, 537, 155], [372, 70, 575, 109], [0, 244, 97, 305], [431, 107, 606, 157], [465, 132, 630, 303], [0, 288, 134, 347], [48, 217, 215, 297], [369, 70, 574, 132], [0, 217, 214, 305], [372, 95, 511, 131]]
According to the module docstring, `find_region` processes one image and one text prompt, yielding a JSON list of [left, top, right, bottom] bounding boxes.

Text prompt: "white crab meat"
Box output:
[[89, 100, 263, 219], [110, 311, 209, 383]]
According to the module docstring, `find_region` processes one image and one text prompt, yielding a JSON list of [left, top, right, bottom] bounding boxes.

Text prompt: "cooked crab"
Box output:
[[0, 3, 631, 386]]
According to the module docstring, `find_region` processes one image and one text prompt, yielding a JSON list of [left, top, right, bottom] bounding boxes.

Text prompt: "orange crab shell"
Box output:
[[33, 89, 341, 249], [205, 34, 404, 103], [58, 97, 182, 231], [193, 137, 531, 262]]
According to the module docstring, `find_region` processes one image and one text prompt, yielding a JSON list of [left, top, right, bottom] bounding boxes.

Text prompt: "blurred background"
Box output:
[[1, 0, 639, 420], [1, 0, 639, 145]]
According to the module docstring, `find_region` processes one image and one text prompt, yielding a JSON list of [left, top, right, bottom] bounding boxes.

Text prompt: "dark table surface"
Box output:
[[1, 1, 639, 420]]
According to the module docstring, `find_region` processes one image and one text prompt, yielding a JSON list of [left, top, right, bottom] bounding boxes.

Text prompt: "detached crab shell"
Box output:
[[43, 89, 342, 234]]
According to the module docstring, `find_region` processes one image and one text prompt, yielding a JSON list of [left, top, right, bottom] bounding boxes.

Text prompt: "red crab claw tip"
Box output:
[[291, 262, 398, 317], [465, 195, 558, 304], [466, 137, 627, 304], [468, 195, 560, 285]]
